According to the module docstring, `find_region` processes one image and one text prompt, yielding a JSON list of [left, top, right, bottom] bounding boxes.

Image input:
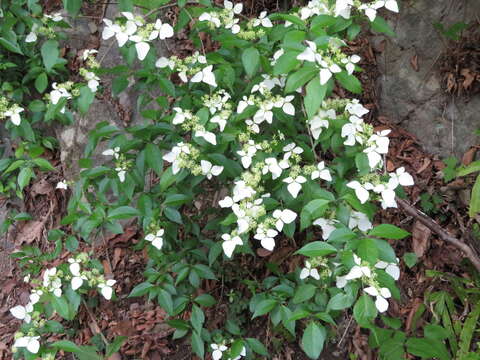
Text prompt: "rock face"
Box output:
[[375, 0, 480, 158], [57, 5, 168, 179]]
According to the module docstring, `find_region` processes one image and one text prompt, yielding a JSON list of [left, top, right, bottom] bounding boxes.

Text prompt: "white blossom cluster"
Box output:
[[335, 0, 399, 21], [0, 97, 24, 126], [9, 254, 116, 355], [211, 342, 246, 360], [25, 12, 63, 43], [102, 146, 133, 182], [103, 12, 174, 60]]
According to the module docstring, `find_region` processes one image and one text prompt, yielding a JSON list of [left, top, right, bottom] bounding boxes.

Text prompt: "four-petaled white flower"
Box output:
[[103, 147, 120, 159], [364, 286, 391, 312], [310, 109, 335, 139], [82, 49, 98, 61], [283, 175, 307, 198], [211, 343, 228, 360], [313, 218, 338, 240], [274, 95, 295, 116], [201, 160, 224, 179], [254, 227, 278, 251], [311, 161, 332, 181], [345, 254, 372, 280], [13, 336, 40, 354], [364, 130, 391, 169], [155, 56, 176, 69], [45, 12, 63, 22], [335, 0, 354, 19], [145, 229, 164, 250], [336, 275, 348, 288], [345, 99, 369, 117], [115, 166, 127, 182], [300, 260, 320, 280], [341, 54, 361, 75], [359, 1, 384, 21], [191, 65, 217, 87], [195, 129, 217, 145], [232, 180, 256, 202], [10, 303, 34, 323], [237, 141, 260, 168], [172, 107, 192, 125], [149, 19, 174, 40], [272, 209, 297, 231], [29, 290, 43, 305], [5, 106, 24, 126], [98, 279, 116, 300], [347, 180, 374, 204], [283, 143, 304, 159], [253, 11, 273, 27], [348, 211, 372, 232], [341, 115, 364, 146], [388, 167, 414, 188], [84, 71, 100, 93], [300, 0, 330, 20], [297, 40, 322, 63], [375, 260, 400, 280], [25, 24, 39, 43], [262, 157, 289, 179], [221, 234, 243, 258], [199, 12, 222, 28], [43, 267, 62, 297], [129, 35, 151, 61], [68, 258, 86, 290], [163, 142, 190, 174], [237, 96, 255, 114]]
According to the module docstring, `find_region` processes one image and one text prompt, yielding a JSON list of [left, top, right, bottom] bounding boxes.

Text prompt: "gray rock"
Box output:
[[375, 0, 480, 158]]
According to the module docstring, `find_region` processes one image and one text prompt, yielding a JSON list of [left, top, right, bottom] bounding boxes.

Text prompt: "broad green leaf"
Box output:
[[469, 175, 480, 217], [252, 299, 277, 318], [18, 167, 34, 190], [301, 321, 326, 359], [191, 331, 205, 359], [41, 40, 60, 72], [295, 241, 337, 257], [194, 294, 216, 307], [300, 199, 330, 230], [108, 206, 140, 220], [63, 0, 82, 16], [0, 37, 23, 54], [457, 161, 480, 176], [35, 73, 48, 93], [273, 51, 300, 75], [285, 65, 318, 93], [190, 305, 205, 334], [52, 296, 72, 320], [304, 77, 326, 119], [145, 143, 163, 176], [370, 16, 396, 37], [353, 295, 377, 326], [245, 338, 268, 356], [78, 86, 95, 114], [158, 289, 174, 315], [128, 282, 154, 297], [357, 237, 378, 263], [32, 158, 56, 171], [293, 284, 317, 304], [105, 336, 127, 357], [335, 71, 362, 94], [403, 252, 418, 268], [242, 47, 260, 77], [368, 224, 410, 240]]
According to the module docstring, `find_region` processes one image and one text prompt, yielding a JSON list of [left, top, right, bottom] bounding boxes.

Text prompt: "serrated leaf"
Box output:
[[242, 47, 260, 77], [295, 241, 337, 257], [368, 224, 410, 240], [252, 299, 277, 319], [301, 321, 326, 359]]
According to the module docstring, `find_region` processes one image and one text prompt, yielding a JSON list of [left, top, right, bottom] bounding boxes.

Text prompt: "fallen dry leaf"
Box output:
[[462, 147, 477, 166], [15, 220, 45, 245], [461, 68, 475, 90], [410, 54, 419, 72], [412, 220, 431, 258]]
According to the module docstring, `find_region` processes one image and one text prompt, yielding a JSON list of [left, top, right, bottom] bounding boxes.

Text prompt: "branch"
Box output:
[[396, 197, 480, 272]]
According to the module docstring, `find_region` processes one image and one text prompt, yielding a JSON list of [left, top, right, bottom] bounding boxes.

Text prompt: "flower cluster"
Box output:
[[211, 342, 246, 360], [335, 0, 399, 21], [79, 49, 101, 93], [102, 147, 132, 182], [0, 97, 24, 126], [25, 12, 64, 43], [103, 12, 174, 60], [9, 253, 116, 355]]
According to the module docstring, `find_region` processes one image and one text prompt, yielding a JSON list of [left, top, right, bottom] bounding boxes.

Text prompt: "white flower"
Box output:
[[313, 218, 338, 240], [13, 336, 40, 354], [103, 146, 120, 159], [262, 157, 289, 179], [341, 115, 364, 146], [232, 204, 251, 234], [232, 180, 256, 202], [237, 96, 255, 114], [318, 59, 342, 85], [230, 346, 247, 360], [201, 160, 224, 179], [364, 130, 391, 169], [375, 260, 400, 280], [102, 19, 130, 47], [348, 211, 372, 232], [211, 343, 228, 360], [116, 167, 127, 182], [274, 95, 295, 116], [311, 161, 332, 181], [29, 290, 43, 305], [341, 54, 361, 75], [23, 274, 31, 283], [224, 17, 241, 34], [283, 142, 304, 159], [221, 234, 243, 258], [10, 303, 33, 323], [43, 267, 62, 297], [25, 27, 38, 43], [145, 229, 164, 250], [254, 227, 278, 251], [271, 48, 284, 66], [195, 129, 217, 145], [300, 260, 320, 280], [4, 106, 24, 126], [211, 114, 228, 131], [156, 56, 176, 69], [253, 101, 274, 124], [98, 279, 116, 300], [84, 71, 100, 92], [50, 83, 72, 109], [191, 65, 217, 87], [283, 175, 307, 198], [150, 19, 174, 40], [300, 0, 330, 20], [82, 49, 98, 61], [297, 40, 321, 63], [384, 0, 399, 13], [345, 99, 369, 117], [388, 167, 414, 188], [129, 35, 151, 61], [272, 209, 297, 231], [172, 107, 192, 125], [359, 1, 384, 22], [336, 275, 348, 288], [364, 286, 391, 312], [237, 141, 260, 168], [224, 0, 243, 14], [253, 11, 273, 27], [199, 12, 222, 28], [345, 254, 372, 280], [347, 181, 374, 204], [163, 142, 190, 174], [219, 196, 235, 208], [335, 0, 354, 19], [45, 12, 63, 22], [310, 109, 335, 139]]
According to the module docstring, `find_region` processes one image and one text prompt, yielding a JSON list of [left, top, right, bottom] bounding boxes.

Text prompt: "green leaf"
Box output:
[[52, 296, 73, 320], [158, 289, 174, 315], [164, 207, 182, 224], [335, 71, 362, 94], [128, 282, 154, 297], [32, 158, 56, 171], [0, 37, 23, 55], [118, 0, 133, 11], [63, 0, 82, 17], [66, 236, 79, 252], [112, 76, 129, 96], [370, 16, 395, 37], [301, 321, 326, 359], [469, 175, 480, 217], [252, 299, 277, 319], [163, 194, 192, 207], [293, 284, 317, 304], [403, 252, 418, 268], [357, 237, 378, 263], [191, 331, 204, 359], [456, 161, 480, 177], [368, 224, 410, 240], [18, 167, 34, 190], [406, 338, 450, 360], [273, 51, 300, 75], [300, 199, 330, 230], [458, 302, 480, 357], [145, 144, 163, 176], [194, 294, 216, 307], [35, 73, 48, 93], [304, 77, 327, 119], [51, 340, 81, 353], [242, 47, 260, 77], [295, 241, 337, 257], [107, 206, 140, 220], [191, 305, 205, 334], [285, 65, 318, 93], [245, 338, 268, 356], [353, 295, 377, 326], [78, 86, 95, 115], [105, 336, 127, 357], [41, 40, 60, 72], [327, 293, 354, 310]]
